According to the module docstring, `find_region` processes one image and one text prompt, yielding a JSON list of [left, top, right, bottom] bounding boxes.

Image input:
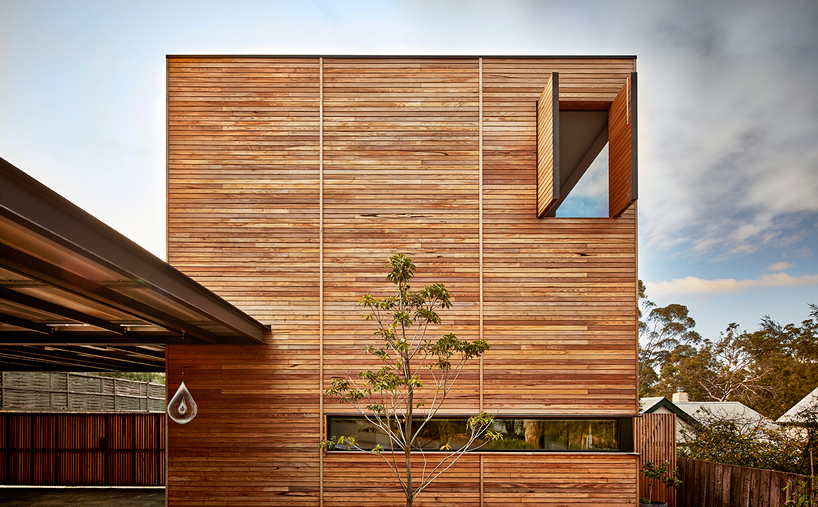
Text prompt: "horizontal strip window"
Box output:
[[327, 416, 633, 452]]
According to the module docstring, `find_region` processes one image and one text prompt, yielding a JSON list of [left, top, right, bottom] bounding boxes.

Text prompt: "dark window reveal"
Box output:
[[327, 416, 628, 452]]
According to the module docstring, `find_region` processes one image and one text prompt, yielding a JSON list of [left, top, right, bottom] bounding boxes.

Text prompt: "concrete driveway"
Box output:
[[0, 487, 165, 507]]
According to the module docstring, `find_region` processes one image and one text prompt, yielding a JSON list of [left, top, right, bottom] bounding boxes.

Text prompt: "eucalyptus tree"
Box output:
[[322, 254, 499, 507]]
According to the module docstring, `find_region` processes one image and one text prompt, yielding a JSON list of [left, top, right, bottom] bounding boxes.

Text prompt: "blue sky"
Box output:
[[1, 0, 816, 340]]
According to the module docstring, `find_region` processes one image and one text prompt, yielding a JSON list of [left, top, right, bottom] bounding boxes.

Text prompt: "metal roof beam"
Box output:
[[0, 346, 143, 371], [0, 313, 52, 334], [0, 330, 181, 345], [0, 243, 221, 343], [0, 286, 125, 335], [52, 345, 164, 369], [0, 157, 268, 344]]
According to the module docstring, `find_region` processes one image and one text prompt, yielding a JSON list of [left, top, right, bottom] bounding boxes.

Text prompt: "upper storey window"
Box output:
[[537, 73, 637, 218]]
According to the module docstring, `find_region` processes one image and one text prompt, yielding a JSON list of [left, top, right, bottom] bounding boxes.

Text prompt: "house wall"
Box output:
[[166, 56, 638, 506]]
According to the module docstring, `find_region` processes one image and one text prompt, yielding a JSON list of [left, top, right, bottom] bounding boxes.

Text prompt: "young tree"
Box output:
[[322, 254, 499, 507]]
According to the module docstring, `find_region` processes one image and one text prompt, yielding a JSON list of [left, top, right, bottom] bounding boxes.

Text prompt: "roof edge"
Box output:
[[166, 54, 637, 60]]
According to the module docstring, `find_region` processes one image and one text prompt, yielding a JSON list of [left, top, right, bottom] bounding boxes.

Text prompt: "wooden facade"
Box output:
[[166, 56, 639, 506]]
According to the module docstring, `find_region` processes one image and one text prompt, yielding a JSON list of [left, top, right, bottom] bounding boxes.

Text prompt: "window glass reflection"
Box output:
[[327, 417, 619, 451]]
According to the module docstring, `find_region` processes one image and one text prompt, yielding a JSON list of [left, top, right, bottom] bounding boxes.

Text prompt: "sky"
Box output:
[[1, 0, 816, 341]]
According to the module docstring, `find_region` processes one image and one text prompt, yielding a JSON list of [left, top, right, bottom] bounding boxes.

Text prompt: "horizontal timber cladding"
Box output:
[[166, 56, 638, 506], [324, 453, 480, 506], [321, 58, 481, 414], [483, 454, 638, 506], [165, 345, 320, 506], [166, 57, 321, 507], [167, 57, 321, 332], [481, 58, 637, 416]]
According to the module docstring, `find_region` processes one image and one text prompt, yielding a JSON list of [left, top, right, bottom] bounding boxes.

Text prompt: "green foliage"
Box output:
[[678, 409, 807, 474], [783, 476, 816, 507], [641, 460, 682, 503], [321, 254, 492, 507], [638, 282, 701, 397], [639, 280, 817, 420]]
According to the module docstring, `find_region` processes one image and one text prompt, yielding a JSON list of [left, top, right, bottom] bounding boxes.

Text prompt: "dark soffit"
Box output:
[[0, 157, 268, 371]]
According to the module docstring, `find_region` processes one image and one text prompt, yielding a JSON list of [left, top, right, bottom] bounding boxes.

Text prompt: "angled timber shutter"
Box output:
[[537, 72, 559, 217], [608, 72, 637, 217]]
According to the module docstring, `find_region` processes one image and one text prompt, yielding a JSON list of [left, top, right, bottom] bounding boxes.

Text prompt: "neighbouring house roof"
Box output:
[[674, 401, 774, 428], [777, 385, 818, 425], [640, 396, 775, 428], [640, 397, 697, 426], [0, 157, 269, 371]]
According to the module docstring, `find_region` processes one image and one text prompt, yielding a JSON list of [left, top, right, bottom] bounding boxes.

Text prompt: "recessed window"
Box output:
[[537, 72, 636, 218], [327, 416, 630, 452]]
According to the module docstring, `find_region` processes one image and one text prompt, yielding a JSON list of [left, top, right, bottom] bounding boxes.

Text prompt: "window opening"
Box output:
[[327, 416, 628, 452], [555, 143, 609, 218]]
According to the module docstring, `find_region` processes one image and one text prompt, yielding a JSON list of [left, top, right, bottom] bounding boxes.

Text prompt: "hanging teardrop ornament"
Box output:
[[168, 380, 197, 424]]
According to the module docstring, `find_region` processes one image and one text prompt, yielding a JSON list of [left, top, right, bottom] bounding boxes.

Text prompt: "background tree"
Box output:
[[638, 282, 701, 397], [738, 305, 818, 418], [648, 304, 818, 420], [652, 343, 715, 402], [322, 254, 498, 507], [94, 372, 165, 384]]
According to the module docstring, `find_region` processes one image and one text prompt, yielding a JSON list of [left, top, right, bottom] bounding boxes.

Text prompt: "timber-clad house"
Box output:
[[166, 55, 639, 506]]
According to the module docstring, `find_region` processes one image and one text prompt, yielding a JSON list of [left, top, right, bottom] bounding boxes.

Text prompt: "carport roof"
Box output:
[[0, 157, 268, 372]]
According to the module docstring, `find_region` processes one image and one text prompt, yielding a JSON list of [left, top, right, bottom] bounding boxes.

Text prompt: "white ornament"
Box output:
[[168, 381, 197, 424]]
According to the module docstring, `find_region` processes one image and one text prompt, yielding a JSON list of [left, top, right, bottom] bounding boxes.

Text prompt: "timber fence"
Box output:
[[0, 412, 165, 486], [678, 457, 814, 507], [637, 412, 678, 507], [1, 372, 165, 412]]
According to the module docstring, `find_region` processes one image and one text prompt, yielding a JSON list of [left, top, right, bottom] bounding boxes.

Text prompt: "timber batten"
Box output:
[[167, 55, 639, 506]]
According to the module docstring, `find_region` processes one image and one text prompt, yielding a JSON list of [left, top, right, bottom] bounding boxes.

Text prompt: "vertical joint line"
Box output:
[[319, 57, 325, 507], [480, 454, 485, 507], [478, 58, 484, 415], [626, 75, 630, 125]]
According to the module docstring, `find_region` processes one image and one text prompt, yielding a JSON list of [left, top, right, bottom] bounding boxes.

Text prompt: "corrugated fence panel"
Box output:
[[0, 412, 164, 486], [636, 413, 676, 507]]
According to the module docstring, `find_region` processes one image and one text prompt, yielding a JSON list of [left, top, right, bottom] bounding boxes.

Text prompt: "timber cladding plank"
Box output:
[[482, 59, 637, 416], [166, 56, 638, 506], [324, 453, 480, 506], [167, 57, 321, 335], [166, 344, 320, 506], [483, 454, 638, 505], [609, 73, 637, 217], [536, 73, 558, 217], [167, 57, 321, 507], [321, 58, 482, 414]]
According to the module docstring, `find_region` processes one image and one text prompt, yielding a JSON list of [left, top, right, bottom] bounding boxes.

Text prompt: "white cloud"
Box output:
[[637, 0, 818, 262], [648, 272, 818, 298], [766, 261, 794, 271], [786, 246, 814, 259]]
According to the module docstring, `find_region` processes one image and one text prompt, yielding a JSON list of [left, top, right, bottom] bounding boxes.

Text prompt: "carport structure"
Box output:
[[0, 157, 268, 372]]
